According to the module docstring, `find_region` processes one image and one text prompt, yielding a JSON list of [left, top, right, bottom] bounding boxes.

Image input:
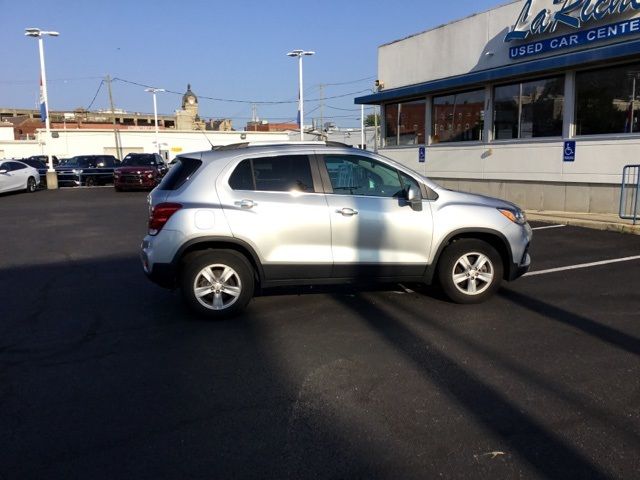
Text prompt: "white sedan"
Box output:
[[0, 160, 41, 194]]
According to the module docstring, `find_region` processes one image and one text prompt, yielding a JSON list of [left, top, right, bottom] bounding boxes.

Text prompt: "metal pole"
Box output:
[[632, 77, 636, 134], [299, 54, 304, 141], [38, 37, 53, 173], [375, 106, 379, 152], [361, 105, 365, 149], [153, 91, 160, 153], [106, 75, 121, 160]]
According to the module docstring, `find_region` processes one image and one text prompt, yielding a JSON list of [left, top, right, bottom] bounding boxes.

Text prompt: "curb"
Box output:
[[526, 213, 640, 236]]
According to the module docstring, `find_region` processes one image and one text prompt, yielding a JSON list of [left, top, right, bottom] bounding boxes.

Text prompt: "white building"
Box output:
[[0, 124, 290, 161], [356, 0, 640, 213]]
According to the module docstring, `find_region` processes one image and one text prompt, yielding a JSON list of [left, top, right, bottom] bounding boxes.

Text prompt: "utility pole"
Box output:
[[319, 83, 325, 133], [106, 75, 122, 160], [374, 105, 379, 152], [251, 103, 258, 131]]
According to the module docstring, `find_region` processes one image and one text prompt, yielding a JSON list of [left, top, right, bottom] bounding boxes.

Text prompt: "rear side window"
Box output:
[[228, 155, 314, 192], [10, 162, 27, 171], [160, 157, 202, 190]]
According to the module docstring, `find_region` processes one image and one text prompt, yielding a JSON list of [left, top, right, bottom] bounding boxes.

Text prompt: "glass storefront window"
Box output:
[[398, 100, 426, 145], [494, 76, 564, 140], [576, 63, 640, 135], [384, 101, 425, 146], [432, 89, 484, 143], [384, 103, 399, 147]]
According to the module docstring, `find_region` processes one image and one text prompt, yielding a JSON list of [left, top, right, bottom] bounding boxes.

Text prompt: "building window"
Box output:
[[384, 103, 399, 147], [494, 76, 564, 140], [432, 89, 484, 143], [576, 63, 640, 135], [384, 100, 425, 146]]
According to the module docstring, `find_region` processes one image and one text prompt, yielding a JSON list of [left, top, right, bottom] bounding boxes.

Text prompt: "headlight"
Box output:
[[498, 207, 527, 225], [72, 169, 84, 174]]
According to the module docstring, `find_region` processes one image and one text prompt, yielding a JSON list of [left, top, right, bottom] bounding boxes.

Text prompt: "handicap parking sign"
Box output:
[[418, 146, 426, 163], [563, 141, 576, 162]]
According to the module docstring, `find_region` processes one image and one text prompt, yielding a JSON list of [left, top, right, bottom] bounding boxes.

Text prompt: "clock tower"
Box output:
[[176, 83, 205, 130], [182, 84, 198, 116]]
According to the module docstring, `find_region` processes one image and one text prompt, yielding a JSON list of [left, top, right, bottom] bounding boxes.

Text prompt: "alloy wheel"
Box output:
[[193, 263, 242, 310]]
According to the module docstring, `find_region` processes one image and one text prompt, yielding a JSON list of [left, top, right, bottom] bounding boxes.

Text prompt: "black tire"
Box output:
[[180, 250, 255, 318], [85, 176, 96, 187], [437, 239, 503, 304], [114, 185, 123, 192], [26, 177, 37, 193]]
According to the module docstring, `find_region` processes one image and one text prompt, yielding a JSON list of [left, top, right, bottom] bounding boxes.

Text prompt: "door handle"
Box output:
[[235, 199, 257, 209], [336, 208, 358, 216]]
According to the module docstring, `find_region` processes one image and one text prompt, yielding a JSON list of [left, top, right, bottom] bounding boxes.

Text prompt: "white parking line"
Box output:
[[532, 225, 566, 231], [524, 255, 640, 277]]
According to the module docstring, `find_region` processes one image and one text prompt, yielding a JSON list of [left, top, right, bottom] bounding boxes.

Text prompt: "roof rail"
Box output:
[[211, 140, 353, 151]]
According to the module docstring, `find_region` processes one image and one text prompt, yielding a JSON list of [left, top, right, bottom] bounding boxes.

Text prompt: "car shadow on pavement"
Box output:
[[0, 256, 381, 479], [499, 288, 640, 356], [331, 293, 611, 480]]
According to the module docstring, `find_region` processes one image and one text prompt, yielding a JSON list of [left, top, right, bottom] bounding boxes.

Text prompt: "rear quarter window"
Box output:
[[160, 157, 202, 190]]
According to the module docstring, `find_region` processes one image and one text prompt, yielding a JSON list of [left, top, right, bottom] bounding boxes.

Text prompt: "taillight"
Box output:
[[148, 202, 182, 235]]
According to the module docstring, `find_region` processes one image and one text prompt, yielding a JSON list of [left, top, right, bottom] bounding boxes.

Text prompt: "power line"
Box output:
[[112, 77, 371, 105], [0, 76, 105, 85], [86, 80, 104, 110], [321, 76, 376, 87], [326, 104, 361, 112]]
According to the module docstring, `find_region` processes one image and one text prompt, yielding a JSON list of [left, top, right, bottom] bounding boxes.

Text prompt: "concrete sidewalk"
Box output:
[[526, 210, 640, 235]]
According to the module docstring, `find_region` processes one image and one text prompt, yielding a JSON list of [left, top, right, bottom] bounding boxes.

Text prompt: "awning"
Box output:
[[355, 39, 640, 105]]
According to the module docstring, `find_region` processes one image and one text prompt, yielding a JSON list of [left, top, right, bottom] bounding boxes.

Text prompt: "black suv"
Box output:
[[56, 155, 120, 187]]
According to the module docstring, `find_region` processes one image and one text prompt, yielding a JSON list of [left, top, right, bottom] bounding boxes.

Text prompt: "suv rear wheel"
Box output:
[[180, 250, 254, 318], [438, 239, 503, 304]]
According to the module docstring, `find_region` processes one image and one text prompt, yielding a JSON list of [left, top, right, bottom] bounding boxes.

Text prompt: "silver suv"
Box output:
[[141, 142, 531, 317]]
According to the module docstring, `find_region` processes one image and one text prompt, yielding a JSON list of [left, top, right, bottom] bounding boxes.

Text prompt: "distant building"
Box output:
[[0, 83, 233, 138], [245, 121, 298, 132]]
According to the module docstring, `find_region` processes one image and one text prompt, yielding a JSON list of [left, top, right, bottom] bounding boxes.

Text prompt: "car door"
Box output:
[[7, 162, 27, 191], [0, 161, 14, 193], [13, 162, 30, 189], [319, 153, 433, 278], [217, 154, 332, 281]]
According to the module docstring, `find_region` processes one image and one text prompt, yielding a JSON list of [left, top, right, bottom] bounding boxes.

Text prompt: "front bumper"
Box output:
[[115, 174, 157, 189]]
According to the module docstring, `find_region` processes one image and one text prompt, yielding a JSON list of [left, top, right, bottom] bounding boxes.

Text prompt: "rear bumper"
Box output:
[[141, 250, 176, 289]]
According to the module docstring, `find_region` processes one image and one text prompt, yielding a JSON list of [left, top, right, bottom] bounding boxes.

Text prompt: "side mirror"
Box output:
[[406, 185, 423, 211]]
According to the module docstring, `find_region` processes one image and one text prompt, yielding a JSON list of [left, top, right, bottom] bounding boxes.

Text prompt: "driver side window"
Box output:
[[323, 155, 403, 198]]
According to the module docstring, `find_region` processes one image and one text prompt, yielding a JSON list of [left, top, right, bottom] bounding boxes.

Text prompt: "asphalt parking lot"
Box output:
[[1, 188, 639, 479]]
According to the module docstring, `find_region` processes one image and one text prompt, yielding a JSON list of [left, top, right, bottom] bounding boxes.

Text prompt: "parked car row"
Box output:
[[0, 159, 41, 194], [0, 153, 169, 193]]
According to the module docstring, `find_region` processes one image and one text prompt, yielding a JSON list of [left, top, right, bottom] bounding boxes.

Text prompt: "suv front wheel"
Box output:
[[180, 250, 255, 318], [438, 239, 503, 304]]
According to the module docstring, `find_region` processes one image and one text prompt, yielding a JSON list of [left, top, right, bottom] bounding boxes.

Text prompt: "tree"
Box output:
[[364, 113, 380, 127]]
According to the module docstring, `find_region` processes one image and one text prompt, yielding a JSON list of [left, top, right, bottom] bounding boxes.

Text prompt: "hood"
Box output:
[[435, 187, 521, 211]]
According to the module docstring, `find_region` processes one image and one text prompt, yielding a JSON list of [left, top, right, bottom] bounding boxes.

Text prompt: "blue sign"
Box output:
[[418, 146, 426, 163], [510, 18, 640, 59], [563, 141, 576, 162], [505, 0, 640, 43]]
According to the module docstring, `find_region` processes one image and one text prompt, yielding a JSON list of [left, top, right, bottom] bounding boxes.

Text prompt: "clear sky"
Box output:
[[0, 0, 506, 129]]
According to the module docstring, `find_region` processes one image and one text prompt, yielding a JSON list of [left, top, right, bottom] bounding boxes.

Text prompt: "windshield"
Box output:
[[64, 157, 94, 168], [122, 155, 157, 166]]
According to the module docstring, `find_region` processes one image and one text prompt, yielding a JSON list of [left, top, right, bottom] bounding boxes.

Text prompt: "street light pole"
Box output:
[[25, 27, 59, 189], [145, 88, 165, 153], [287, 49, 315, 141]]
